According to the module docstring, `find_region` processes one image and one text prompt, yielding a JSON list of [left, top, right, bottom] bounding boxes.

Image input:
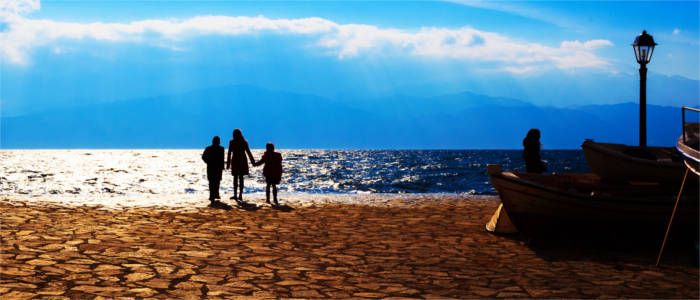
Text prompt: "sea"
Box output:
[[0, 149, 590, 208]]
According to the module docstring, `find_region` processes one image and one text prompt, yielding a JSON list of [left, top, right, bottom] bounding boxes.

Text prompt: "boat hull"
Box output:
[[487, 165, 698, 237], [581, 140, 684, 182]]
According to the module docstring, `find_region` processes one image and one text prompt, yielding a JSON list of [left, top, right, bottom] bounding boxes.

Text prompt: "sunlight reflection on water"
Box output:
[[0, 149, 587, 208]]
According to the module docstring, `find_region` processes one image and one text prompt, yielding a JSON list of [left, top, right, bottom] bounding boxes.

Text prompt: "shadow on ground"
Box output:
[[504, 225, 699, 267], [235, 201, 261, 211], [272, 204, 294, 212], [208, 200, 232, 210]]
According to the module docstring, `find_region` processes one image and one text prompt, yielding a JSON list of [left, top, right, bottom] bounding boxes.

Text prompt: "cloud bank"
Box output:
[[0, 0, 613, 72]]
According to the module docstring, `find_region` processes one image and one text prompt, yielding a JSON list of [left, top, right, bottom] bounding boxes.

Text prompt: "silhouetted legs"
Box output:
[[209, 179, 221, 201], [231, 175, 245, 202], [207, 169, 222, 202], [238, 176, 244, 201], [265, 183, 278, 205]]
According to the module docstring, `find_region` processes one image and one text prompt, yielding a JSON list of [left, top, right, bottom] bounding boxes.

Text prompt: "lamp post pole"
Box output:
[[632, 30, 656, 148], [639, 62, 647, 148]]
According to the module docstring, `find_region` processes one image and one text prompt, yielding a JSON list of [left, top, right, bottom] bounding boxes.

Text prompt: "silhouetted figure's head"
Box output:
[[525, 128, 540, 142], [233, 129, 243, 141], [212, 136, 220, 146], [266, 143, 275, 152], [523, 128, 541, 148]]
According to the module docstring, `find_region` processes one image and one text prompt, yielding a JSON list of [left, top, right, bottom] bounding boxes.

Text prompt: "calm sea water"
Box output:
[[282, 150, 589, 194], [0, 149, 589, 207]]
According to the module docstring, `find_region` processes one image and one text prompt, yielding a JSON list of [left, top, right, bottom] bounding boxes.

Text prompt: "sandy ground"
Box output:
[[1, 197, 698, 299]]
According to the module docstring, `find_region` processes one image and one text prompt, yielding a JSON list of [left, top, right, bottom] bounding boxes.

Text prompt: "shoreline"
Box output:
[[0, 193, 500, 210], [1, 197, 698, 298]]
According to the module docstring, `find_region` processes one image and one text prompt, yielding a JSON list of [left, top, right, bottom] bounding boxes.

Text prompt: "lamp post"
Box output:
[[632, 30, 657, 148]]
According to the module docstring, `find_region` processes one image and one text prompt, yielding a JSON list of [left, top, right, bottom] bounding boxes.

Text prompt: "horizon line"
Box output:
[[0, 147, 583, 151]]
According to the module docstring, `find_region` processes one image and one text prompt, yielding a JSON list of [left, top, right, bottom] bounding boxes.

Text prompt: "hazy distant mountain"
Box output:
[[0, 85, 690, 149], [381, 71, 699, 108]]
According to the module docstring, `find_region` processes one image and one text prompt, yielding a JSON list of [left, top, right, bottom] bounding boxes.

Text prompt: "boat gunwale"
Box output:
[[581, 140, 682, 168], [676, 137, 700, 176], [676, 137, 700, 163]]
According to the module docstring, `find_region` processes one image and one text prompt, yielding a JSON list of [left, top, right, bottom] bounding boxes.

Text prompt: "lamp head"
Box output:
[[632, 30, 657, 64]]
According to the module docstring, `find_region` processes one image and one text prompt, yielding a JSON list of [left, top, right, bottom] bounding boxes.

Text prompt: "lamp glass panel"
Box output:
[[646, 46, 655, 63], [633, 45, 642, 63]]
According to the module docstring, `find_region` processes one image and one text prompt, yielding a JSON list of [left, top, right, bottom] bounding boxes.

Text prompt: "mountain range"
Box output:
[[0, 85, 691, 149]]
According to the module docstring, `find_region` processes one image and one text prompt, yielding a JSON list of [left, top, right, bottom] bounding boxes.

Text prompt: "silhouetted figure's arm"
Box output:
[[203, 146, 218, 165], [202, 148, 209, 164], [253, 153, 265, 167], [218, 146, 225, 171], [226, 140, 233, 170], [245, 141, 255, 165]]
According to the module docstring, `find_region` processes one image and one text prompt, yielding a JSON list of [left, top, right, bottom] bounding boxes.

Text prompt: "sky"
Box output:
[[0, 0, 699, 148]]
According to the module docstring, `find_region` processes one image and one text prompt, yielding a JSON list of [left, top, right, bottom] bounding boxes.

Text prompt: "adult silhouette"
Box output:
[[202, 136, 225, 203], [522, 128, 547, 173], [227, 129, 255, 202]]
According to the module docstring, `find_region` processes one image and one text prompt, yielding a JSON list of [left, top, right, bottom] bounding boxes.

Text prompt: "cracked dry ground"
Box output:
[[1, 199, 698, 299]]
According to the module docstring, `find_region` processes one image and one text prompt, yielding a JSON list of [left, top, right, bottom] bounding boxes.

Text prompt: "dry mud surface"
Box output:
[[1, 198, 698, 299]]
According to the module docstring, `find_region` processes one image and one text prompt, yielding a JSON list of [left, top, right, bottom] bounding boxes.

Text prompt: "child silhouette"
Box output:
[[253, 143, 283, 206]]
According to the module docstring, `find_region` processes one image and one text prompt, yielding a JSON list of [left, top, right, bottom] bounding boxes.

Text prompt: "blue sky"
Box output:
[[1, 0, 698, 117]]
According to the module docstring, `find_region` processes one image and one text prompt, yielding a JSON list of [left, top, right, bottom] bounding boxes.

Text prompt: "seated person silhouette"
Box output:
[[202, 136, 225, 204], [253, 143, 283, 206], [522, 128, 547, 173]]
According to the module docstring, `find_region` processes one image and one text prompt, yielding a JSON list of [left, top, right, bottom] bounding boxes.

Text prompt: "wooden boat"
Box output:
[[486, 164, 698, 236], [581, 139, 684, 183]]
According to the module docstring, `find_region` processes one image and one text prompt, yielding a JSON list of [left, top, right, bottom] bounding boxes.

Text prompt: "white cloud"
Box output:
[[673, 28, 680, 35], [504, 65, 539, 74], [0, 0, 39, 19], [0, 1, 613, 73]]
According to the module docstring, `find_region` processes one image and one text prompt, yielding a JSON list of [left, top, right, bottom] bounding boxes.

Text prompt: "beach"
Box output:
[[1, 196, 698, 299]]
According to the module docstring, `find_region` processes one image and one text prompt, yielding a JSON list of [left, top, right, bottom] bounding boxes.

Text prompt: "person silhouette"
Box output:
[[202, 136, 225, 203], [227, 129, 255, 203], [522, 128, 547, 174], [253, 142, 283, 206]]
